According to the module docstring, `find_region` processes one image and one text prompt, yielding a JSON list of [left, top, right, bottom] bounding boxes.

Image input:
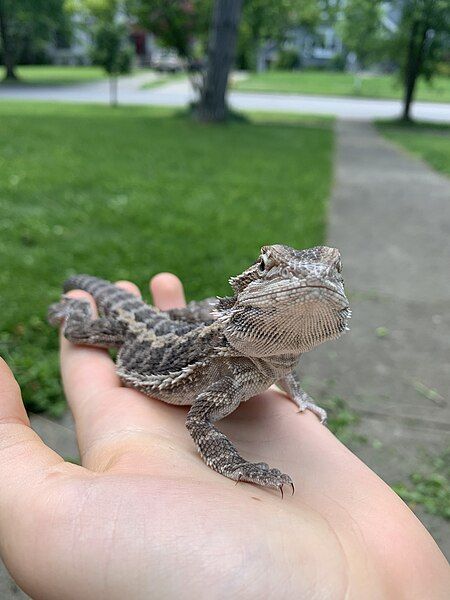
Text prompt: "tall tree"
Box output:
[[0, 0, 66, 80], [395, 0, 450, 121], [197, 0, 243, 122], [91, 21, 133, 106], [66, 0, 133, 105], [339, 0, 450, 121]]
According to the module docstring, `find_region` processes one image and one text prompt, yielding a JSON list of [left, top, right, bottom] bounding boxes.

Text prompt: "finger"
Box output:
[[60, 283, 150, 458], [0, 357, 29, 427], [115, 280, 142, 298], [60, 290, 120, 405], [62, 276, 188, 471], [0, 359, 65, 511], [151, 273, 186, 309], [0, 359, 93, 597], [61, 281, 142, 402]]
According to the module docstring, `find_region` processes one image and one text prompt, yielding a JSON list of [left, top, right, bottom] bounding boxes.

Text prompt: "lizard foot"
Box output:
[[232, 462, 294, 495], [47, 296, 88, 327], [297, 401, 327, 424]]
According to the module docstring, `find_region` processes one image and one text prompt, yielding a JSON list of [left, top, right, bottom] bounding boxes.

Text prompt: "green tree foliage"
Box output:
[[66, 0, 128, 24], [92, 22, 132, 75], [340, 0, 450, 120], [132, 0, 212, 64], [275, 48, 300, 70], [339, 0, 386, 69], [238, 0, 320, 71], [66, 0, 133, 105], [393, 0, 450, 121], [0, 0, 67, 80], [91, 22, 133, 105]]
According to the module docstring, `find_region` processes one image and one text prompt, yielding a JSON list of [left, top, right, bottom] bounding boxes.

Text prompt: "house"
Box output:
[[256, 24, 343, 72], [256, 1, 401, 72], [48, 12, 154, 66], [287, 24, 343, 68], [48, 14, 92, 65]]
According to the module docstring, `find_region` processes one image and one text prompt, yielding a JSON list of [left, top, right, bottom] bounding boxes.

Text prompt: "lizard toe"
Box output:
[[298, 401, 328, 424], [231, 462, 293, 493], [47, 297, 90, 327]]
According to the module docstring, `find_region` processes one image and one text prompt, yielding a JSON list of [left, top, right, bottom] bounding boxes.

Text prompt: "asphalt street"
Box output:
[[1, 74, 449, 122]]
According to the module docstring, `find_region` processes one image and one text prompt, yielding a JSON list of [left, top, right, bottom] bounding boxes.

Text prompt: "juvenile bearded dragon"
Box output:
[[48, 244, 350, 493]]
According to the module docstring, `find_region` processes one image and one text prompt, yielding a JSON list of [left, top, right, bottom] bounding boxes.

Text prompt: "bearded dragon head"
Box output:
[[215, 244, 350, 357]]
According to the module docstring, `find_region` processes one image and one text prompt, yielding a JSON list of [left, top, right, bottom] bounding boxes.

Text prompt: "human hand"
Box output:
[[0, 274, 448, 600]]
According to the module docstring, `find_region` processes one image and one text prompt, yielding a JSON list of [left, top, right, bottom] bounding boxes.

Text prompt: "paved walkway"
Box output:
[[301, 120, 450, 558], [1, 74, 450, 122]]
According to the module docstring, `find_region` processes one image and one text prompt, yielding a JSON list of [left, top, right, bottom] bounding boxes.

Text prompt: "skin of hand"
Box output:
[[0, 275, 449, 600]]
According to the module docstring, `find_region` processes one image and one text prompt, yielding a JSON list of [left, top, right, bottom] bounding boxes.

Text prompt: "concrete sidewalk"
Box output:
[[301, 120, 450, 558]]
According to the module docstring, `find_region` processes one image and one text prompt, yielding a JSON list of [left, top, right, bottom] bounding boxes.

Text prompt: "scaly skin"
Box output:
[[48, 244, 350, 492]]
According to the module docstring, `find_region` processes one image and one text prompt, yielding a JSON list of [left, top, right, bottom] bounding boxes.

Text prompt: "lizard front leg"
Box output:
[[278, 372, 327, 424], [186, 377, 293, 493], [48, 296, 126, 348]]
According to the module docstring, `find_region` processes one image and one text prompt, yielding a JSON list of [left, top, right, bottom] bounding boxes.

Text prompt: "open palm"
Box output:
[[0, 274, 448, 600]]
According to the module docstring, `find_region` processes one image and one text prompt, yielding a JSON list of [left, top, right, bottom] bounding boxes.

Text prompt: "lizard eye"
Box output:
[[258, 254, 268, 274], [335, 258, 342, 273]]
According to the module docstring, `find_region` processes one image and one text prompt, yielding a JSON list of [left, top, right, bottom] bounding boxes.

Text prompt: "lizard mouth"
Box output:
[[245, 283, 349, 309]]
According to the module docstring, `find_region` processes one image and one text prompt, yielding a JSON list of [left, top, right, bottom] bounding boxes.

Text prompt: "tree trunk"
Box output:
[[109, 76, 118, 107], [0, 1, 18, 81], [402, 19, 428, 122], [197, 0, 243, 122], [255, 40, 265, 73]]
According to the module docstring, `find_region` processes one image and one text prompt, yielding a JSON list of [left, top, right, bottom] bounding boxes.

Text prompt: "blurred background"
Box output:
[[0, 0, 449, 594]]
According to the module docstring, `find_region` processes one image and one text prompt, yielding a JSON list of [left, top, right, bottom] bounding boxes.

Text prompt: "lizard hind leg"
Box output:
[[48, 296, 126, 348], [186, 379, 293, 494]]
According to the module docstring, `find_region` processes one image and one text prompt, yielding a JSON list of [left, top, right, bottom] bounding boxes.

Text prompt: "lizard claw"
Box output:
[[297, 401, 327, 424], [231, 462, 293, 495]]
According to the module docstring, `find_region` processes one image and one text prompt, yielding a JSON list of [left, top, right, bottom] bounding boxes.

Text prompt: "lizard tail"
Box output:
[[62, 274, 143, 315], [63, 274, 112, 296]]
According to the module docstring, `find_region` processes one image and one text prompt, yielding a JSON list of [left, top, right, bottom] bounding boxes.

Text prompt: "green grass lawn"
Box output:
[[235, 70, 450, 103], [393, 447, 450, 521], [0, 65, 107, 86], [377, 121, 450, 176], [0, 102, 333, 415]]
